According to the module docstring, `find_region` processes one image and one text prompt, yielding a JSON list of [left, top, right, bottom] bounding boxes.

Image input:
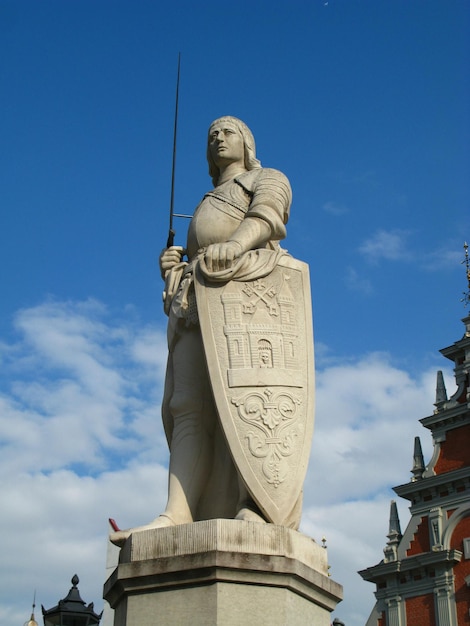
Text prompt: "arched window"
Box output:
[[258, 339, 273, 368]]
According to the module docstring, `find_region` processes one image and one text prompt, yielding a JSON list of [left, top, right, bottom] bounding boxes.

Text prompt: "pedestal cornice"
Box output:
[[104, 519, 343, 625]]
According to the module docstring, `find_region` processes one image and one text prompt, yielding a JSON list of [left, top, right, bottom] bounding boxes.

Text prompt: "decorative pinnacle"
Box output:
[[23, 591, 38, 626], [383, 500, 402, 563], [434, 370, 448, 410], [387, 500, 402, 541], [461, 242, 470, 307], [411, 436, 425, 480]]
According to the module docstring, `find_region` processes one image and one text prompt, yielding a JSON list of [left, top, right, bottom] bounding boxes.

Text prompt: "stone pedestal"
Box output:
[[103, 519, 342, 626]]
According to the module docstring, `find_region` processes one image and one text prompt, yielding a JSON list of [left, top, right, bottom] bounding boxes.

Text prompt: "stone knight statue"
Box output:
[[110, 116, 314, 546]]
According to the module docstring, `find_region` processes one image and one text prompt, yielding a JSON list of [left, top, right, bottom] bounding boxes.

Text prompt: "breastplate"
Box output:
[[186, 179, 251, 259]]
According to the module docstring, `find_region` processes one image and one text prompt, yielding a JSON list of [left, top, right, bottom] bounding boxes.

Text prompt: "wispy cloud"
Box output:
[[345, 266, 373, 294], [335, 169, 380, 190], [322, 200, 349, 216], [0, 299, 454, 625], [359, 229, 413, 263], [422, 246, 463, 271]]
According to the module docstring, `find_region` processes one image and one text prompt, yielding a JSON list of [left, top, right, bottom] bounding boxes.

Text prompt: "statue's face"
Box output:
[[208, 121, 245, 168]]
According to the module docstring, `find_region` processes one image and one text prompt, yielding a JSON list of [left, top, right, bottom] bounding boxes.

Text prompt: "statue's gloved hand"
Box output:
[[160, 246, 185, 279], [204, 241, 243, 273]]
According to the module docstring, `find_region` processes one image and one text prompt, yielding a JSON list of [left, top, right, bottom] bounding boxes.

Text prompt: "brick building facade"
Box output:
[[359, 314, 470, 625]]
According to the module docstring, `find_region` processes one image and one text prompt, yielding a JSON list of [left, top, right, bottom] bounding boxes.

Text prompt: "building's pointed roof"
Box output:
[[23, 592, 38, 626], [434, 369, 448, 408], [387, 500, 402, 540], [42, 574, 102, 624], [24, 610, 38, 626], [382, 500, 402, 563], [411, 435, 425, 481]]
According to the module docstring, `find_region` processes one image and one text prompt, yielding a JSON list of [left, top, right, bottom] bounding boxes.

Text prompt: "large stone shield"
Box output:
[[195, 255, 315, 525]]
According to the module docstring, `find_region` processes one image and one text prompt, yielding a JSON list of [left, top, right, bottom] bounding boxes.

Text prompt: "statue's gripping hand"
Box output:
[[204, 241, 243, 273], [203, 215, 272, 273], [160, 246, 185, 279]]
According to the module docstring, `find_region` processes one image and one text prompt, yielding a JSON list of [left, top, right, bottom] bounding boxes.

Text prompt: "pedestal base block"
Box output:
[[104, 519, 342, 626]]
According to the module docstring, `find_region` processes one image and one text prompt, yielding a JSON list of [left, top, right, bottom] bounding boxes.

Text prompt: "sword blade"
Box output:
[[167, 52, 181, 248]]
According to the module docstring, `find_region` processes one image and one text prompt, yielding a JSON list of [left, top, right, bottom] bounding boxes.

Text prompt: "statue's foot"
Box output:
[[109, 514, 176, 547], [235, 507, 266, 523]]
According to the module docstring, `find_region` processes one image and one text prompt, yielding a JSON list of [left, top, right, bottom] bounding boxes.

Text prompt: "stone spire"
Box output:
[[411, 436, 425, 481], [434, 370, 448, 411], [383, 500, 402, 562]]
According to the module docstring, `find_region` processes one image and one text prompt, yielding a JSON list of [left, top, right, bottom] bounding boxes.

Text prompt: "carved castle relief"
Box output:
[[221, 271, 302, 388]]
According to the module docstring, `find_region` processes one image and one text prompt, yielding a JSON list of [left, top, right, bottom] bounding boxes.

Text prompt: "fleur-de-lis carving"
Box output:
[[231, 388, 301, 486]]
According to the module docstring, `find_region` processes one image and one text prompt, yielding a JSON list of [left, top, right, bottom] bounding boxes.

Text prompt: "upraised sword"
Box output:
[[167, 53, 181, 249]]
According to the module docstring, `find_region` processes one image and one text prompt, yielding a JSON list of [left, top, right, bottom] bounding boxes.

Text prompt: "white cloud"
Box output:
[[309, 353, 441, 501], [0, 299, 454, 626], [345, 266, 373, 294], [0, 465, 169, 625], [0, 299, 169, 475], [322, 200, 349, 216], [422, 245, 463, 271], [359, 229, 413, 263]]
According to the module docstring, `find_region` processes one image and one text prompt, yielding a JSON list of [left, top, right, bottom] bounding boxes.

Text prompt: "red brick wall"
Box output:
[[377, 611, 386, 626], [407, 516, 430, 556], [434, 425, 470, 474], [450, 514, 470, 624], [405, 594, 436, 626]]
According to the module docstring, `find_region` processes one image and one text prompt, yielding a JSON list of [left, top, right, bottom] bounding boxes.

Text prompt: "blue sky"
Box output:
[[1, 1, 469, 624]]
